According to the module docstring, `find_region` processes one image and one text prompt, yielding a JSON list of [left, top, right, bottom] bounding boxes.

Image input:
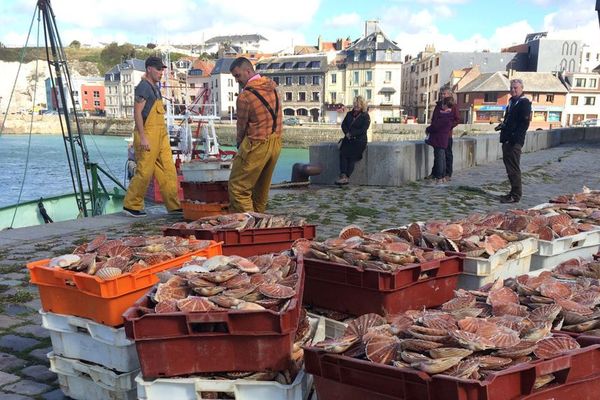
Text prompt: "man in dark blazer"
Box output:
[[498, 78, 531, 203]]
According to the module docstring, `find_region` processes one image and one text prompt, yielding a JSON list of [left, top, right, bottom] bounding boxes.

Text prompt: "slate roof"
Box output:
[[457, 71, 568, 93], [346, 30, 400, 51], [211, 58, 236, 75]]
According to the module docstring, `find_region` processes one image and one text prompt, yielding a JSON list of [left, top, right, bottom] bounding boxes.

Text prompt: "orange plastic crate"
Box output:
[[182, 200, 229, 221], [27, 241, 222, 327]]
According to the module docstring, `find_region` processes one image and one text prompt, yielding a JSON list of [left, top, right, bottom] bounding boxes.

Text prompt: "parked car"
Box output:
[[283, 117, 302, 126]]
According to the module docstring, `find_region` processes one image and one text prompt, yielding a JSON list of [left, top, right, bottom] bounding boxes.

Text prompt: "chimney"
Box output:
[[317, 34, 323, 51], [365, 20, 380, 37]]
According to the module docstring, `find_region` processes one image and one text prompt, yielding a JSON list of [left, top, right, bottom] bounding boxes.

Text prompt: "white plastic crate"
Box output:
[[40, 310, 139, 372], [462, 236, 537, 276], [308, 313, 348, 340], [136, 369, 313, 400], [181, 160, 232, 182], [48, 352, 138, 400], [458, 255, 533, 290]]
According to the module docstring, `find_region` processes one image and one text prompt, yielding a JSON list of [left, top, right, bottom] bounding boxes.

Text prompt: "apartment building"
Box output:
[[104, 59, 145, 118], [255, 54, 327, 122], [402, 46, 517, 122], [456, 70, 568, 129], [209, 58, 238, 119], [561, 72, 600, 125]]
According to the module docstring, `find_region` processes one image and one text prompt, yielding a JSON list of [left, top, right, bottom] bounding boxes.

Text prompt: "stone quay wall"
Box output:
[[309, 127, 600, 186]]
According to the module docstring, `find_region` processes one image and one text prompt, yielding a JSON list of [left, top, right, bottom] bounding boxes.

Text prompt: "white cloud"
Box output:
[[434, 5, 455, 18], [324, 13, 362, 29]]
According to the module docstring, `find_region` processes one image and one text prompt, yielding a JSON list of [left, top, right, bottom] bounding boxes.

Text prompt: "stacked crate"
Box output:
[[123, 253, 314, 400], [180, 160, 232, 220], [27, 239, 222, 399]]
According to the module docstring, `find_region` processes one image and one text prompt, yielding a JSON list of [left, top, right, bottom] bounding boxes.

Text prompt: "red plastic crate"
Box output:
[[181, 181, 229, 204], [122, 255, 305, 378], [303, 255, 463, 316], [304, 339, 600, 400], [27, 241, 222, 327], [181, 200, 229, 221], [163, 225, 317, 257]]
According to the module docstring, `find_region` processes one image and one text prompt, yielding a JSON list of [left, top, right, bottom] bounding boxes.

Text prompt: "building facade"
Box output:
[[202, 34, 268, 55], [456, 70, 568, 129], [561, 72, 600, 125], [343, 21, 403, 124], [209, 58, 238, 119], [104, 59, 145, 118], [402, 47, 517, 123], [503, 33, 582, 73], [255, 55, 327, 122]]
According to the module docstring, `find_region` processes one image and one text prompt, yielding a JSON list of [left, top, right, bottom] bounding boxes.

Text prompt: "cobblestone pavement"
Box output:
[[0, 142, 597, 398]]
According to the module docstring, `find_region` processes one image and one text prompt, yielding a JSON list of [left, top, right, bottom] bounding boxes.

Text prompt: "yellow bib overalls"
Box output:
[[123, 97, 181, 212]]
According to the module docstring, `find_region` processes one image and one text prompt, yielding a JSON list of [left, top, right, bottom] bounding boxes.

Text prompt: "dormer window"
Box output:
[[353, 52, 359, 62], [366, 51, 373, 62]]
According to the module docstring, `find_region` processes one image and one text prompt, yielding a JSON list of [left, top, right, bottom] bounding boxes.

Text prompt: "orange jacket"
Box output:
[[235, 76, 283, 144]]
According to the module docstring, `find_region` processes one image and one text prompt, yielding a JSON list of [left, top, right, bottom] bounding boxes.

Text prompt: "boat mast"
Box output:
[[38, 0, 90, 217]]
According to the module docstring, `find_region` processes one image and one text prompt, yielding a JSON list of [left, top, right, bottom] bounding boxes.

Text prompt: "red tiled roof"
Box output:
[[191, 60, 216, 77]]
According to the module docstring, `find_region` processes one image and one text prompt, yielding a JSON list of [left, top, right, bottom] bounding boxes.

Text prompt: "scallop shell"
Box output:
[[365, 335, 401, 365], [429, 347, 473, 359], [440, 224, 463, 241], [177, 264, 210, 273], [344, 313, 386, 339], [228, 256, 260, 273], [86, 234, 107, 252], [537, 226, 555, 241], [106, 244, 133, 259], [222, 273, 251, 289], [530, 304, 562, 322], [176, 296, 217, 312], [534, 336, 580, 359], [458, 317, 488, 333], [533, 374, 555, 390], [556, 298, 594, 315], [539, 281, 572, 300], [493, 340, 537, 358], [387, 314, 416, 331], [154, 282, 190, 303], [203, 255, 234, 271], [234, 301, 266, 311], [521, 321, 553, 342], [492, 303, 529, 317], [561, 319, 600, 333], [475, 355, 512, 370], [222, 285, 257, 299], [478, 324, 521, 349], [547, 214, 572, 226], [571, 290, 600, 307], [441, 295, 476, 312], [421, 313, 458, 331], [442, 358, 480, 378], [203, 269, 240, 283], [339, 224, 364, 240], [314, 335, 360, 354], [401, 338, 444, 352], [95, 267, 122, 280], [209, 295, 243, 308], [412, 356, 463, 374], [193, 285, 226, 297], [258, 283, 296, 299], [155, 299, 178, 313], [450, 330, 496, 351], [104, 256, 129, 271], [279, 272, 299, 288], [49, 254, 81, 268], [484, 234, 508, 255], [97, 240, 124, 257], [409, 324, 448, 337], [400, 351, 432, 364], [486, 287, 519, 307]]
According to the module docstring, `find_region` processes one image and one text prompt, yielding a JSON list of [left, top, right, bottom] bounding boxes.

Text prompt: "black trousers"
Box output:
[[340, 156, 358, 177], [445, 137, 453, 177], [502, 142, 522, 199], [432, 147, 446, 179]]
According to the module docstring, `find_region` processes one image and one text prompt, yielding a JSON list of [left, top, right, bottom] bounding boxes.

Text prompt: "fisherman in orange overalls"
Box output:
[[123, 56, 181, 217]]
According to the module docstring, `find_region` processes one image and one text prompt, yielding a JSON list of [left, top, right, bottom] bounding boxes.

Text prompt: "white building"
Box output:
[[562, 72, 600, 126], [209, 58, 238, 119], [580, 44, 600, 73], [344, 21, 403, 124], [104, 59, 145, 118], [200, 34, 268, 55]]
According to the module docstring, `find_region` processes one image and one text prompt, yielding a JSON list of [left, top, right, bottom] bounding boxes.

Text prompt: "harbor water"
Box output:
[[0, 134, 309, 207]]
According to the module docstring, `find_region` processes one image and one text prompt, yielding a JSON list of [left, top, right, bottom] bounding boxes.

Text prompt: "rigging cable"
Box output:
[[8, 9, 41, 228], [0, 7, 37, 136]]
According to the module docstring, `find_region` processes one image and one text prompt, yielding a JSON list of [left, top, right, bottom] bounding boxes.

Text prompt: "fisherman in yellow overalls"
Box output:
[[123, 56, 181, 217]]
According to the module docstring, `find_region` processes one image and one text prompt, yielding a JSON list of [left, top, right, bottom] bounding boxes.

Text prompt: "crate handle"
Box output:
[[186, 313, 231, 334], [521, 355, 572, 394]]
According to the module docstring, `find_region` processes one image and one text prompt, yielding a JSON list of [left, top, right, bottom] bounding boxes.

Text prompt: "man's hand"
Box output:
[[140, 134, 150, 151], [345, 133, 351, 140]]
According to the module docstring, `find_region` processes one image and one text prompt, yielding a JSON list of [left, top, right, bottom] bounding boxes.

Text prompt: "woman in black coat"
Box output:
[[335, 96, 371, 185]]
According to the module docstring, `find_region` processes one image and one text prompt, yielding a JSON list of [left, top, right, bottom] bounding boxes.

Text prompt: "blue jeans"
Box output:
[[432, 147, 446, 179]]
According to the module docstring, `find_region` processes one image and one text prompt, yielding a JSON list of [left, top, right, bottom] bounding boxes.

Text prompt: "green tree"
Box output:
[[100, 42, 136, 69], [69, 40, 81, 48]]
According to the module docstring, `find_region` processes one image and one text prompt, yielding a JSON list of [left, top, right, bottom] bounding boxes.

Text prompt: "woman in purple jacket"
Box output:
[[425, 96, 455, 184]]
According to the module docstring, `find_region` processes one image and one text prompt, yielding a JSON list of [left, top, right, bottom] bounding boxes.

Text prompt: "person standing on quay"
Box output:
[[498, 78, 531, 203], [425, 86, 459, 181], [425, 96, 456, 184], [228, 57, 282, 212], [123, 56, 181, 217], [335, 96, 370, 185]]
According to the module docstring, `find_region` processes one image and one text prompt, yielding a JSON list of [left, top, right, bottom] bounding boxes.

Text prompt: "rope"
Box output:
[[0, 7, 37, 137], [10, 9, 41, 228]]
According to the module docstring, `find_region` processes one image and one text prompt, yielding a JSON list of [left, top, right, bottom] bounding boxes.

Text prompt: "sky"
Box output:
[[1, 0, 599, 57]]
